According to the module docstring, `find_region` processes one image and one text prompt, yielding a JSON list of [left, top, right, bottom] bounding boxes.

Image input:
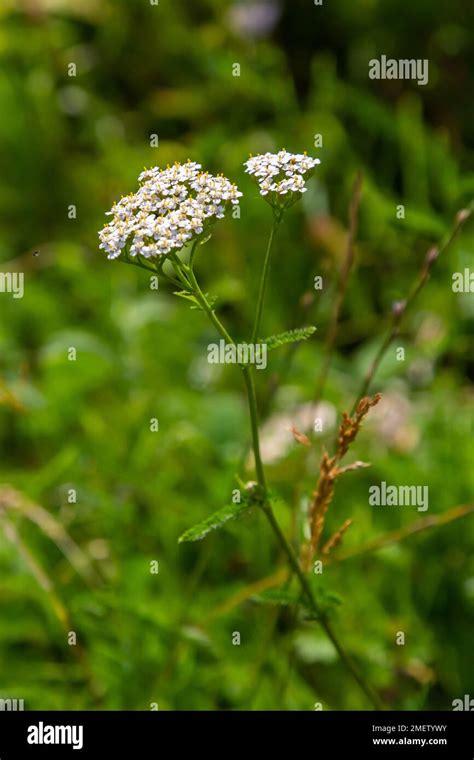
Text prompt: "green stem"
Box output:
[[251, 218, 279, 344], [120, 255, 158, 276], [186, 266, 234, 346], [186, 262, 383, 710], [187, 259, 266, 491], [241, 366, 267, 491], [260, 501, 383, 710], [169, 252, 193, 290]]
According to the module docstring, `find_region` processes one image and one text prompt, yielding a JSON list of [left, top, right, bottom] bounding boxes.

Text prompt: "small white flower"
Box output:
[[244, 149, 320, 207], [99, 161, 242, 260]]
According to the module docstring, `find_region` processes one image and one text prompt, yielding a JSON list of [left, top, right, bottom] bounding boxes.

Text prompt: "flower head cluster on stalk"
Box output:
[[99, 161, 242, 260], [244, 149, 320, 215]]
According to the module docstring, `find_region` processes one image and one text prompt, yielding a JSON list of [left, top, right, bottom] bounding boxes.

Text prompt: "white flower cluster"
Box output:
[[99, 161, 242, 259], [244, 150, 320, 199]]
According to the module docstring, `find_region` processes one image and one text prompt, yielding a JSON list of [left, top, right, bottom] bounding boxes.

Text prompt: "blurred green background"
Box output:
[[0, 0, 473, 710]]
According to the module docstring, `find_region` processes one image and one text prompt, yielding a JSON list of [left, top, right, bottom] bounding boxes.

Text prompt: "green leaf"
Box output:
[[174, 290, 217, 311], [178, 501, 252, 543], [262, 326, 317, 352], [173, 290, 199, 307], [304, 585, 343, 620]]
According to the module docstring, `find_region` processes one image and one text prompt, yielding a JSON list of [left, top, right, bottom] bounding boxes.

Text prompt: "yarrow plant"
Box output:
[[98, 150, 386, 708], [99, 151, 469, 709], [99, 161, 241, 260]]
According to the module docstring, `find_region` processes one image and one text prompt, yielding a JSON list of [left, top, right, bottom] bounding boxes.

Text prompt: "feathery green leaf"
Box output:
[[262, 326, 317, 351], [178, 501, 252, 543]]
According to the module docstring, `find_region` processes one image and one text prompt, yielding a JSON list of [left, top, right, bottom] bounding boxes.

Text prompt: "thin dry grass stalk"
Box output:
[[0, 485, 101, 586], [337, 394, 382, 458], [353, 205, 472, 411], [300, 393, 381, 570], [290, 424, 312, 447], [209, 503, 474, 617], [325, 503, 474, 565], [321, 518, 353, 556], [0, 376, 23, 412], [0, 489, 103, 705]]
